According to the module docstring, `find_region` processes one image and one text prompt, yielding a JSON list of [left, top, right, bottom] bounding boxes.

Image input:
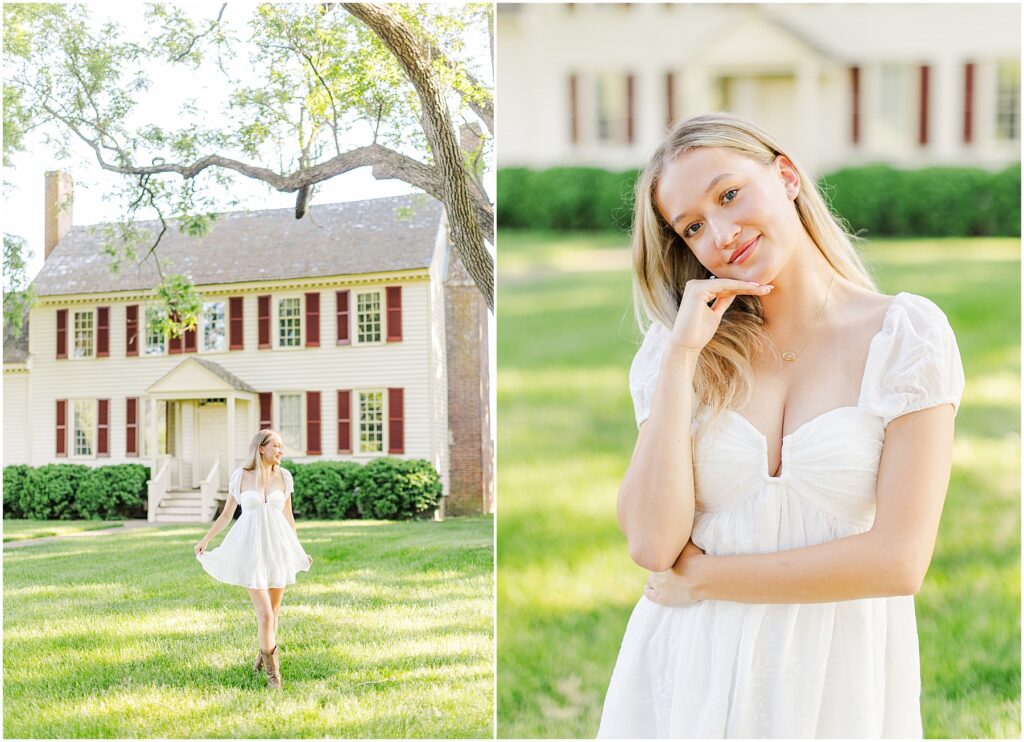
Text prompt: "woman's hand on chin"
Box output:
[[644, 540, 706, 607]]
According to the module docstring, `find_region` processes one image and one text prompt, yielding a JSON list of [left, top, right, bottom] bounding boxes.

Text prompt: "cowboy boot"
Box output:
[[261, 645, 282, 689], [253, 647, 265, 674]]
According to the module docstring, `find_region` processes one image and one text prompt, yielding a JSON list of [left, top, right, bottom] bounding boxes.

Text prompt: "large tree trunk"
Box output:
[[342, 3, 494, 311]]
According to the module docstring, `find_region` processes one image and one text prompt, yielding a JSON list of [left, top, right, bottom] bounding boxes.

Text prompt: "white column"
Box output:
[[860, 62, 883, 160], [639, 66, 666, 152], [933, 57, 959, 160], [796, 60, 821, 174], [681, 64, 712, 121], [149, 397, 158, 472], [226, 394, 236, 481], [974, 59, 997, 162]]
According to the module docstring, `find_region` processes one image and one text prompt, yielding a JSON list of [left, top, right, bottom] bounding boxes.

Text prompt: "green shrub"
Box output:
[[20, 464, 91, 520], [291, 461, 360, 520], [76, 465, 149, 520], [355, 458, 443, 520], [498, 166, 639, 232], [3, 465, 31, 518]]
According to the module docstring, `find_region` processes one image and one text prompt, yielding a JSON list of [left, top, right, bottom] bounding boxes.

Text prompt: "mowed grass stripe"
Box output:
[[496, 233, 1020, 738]]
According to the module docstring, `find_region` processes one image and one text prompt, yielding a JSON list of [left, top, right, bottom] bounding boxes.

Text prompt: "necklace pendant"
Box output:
[[782, 351, 797, 362]]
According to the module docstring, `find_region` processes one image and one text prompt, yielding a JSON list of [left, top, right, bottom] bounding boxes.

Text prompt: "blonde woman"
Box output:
[[194, 429, 313, 689], [599, 113, 965, 738]]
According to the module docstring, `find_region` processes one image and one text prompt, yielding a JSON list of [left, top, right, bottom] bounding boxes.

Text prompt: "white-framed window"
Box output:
[[995, 60, 1020, 141], [358, 390, 384, 454], [355, 290, 383, 344], [140, 399, 169, 457], [202, 301, 227, 352], [72, 399, 95, 457], [72, 310, 94, 359], [595, 72, 630, 144], [878, 63, 913, 145], [277, 296, 302, 348], [277, 392, 304, 452], [144, 305, 166, 356]]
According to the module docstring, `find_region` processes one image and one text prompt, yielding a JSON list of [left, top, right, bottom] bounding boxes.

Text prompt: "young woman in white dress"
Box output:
[[194, 429, 314, 689], [599, 113, 965, 737]]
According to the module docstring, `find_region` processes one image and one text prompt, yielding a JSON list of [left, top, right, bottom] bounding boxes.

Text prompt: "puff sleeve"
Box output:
[[629, 321, 672, 428], [228, 467, 243, 500], [860, 293, 965, 429], [282, 467, 294, 497]]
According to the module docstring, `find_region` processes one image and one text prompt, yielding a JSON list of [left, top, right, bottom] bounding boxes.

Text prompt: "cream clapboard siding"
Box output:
[[24, 275, 447, 492], [3, 370, 31, 464]]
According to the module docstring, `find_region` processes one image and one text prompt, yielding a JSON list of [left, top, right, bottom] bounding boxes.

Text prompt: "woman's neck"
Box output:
[[756, 234, 841, 345]]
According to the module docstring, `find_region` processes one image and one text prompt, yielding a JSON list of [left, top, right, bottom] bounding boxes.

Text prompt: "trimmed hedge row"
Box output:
[[3, 464, 149, 520], [279, 458, 443, 520], [497, 162, 1021, 237], [3, 458, 445, 522]]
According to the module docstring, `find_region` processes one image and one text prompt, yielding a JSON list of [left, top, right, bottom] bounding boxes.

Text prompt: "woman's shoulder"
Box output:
[[878, 291, 956, 340]]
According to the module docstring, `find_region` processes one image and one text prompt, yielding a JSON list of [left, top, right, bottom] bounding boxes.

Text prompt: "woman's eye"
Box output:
[[723, 188, 738, 203], [684, 222, 701, 238]]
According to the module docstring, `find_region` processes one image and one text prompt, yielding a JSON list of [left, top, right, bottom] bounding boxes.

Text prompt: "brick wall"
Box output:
[[444, 244, 494, 515]]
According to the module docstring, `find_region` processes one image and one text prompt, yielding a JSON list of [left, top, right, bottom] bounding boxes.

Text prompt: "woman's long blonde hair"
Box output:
[[241, 429, 280, 487], [632, 112, 879, 426]]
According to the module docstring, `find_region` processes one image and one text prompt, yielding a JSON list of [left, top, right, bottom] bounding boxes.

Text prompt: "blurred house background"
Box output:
[[497, 3, 1020, 175]]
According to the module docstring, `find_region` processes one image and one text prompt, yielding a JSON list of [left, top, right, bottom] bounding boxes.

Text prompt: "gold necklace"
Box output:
[[765, 273, 836, 362]]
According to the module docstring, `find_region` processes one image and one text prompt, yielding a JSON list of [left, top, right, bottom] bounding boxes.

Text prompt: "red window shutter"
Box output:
[[229, 296, 244, 350], [306, 391, 321, 455], [665, 72, 675, 129], [97, 307, 110, 357], [850, 66, 861, 145], [258, 295, 271, 349], [919, 65, 930, 146], [125, 305, 139, 357], [569, 74, 579, 144], [305, 292, 320, 347], [386, 286, 403, 342], [97, 399, 110, 456], [337, 390, 352, 453], [963, 62, 975, 144], [126, 398, 138, 457], [168, 313, 183, 354], [56, 309, 67, 359], [259, 392, 273, 430], [388, 387, 405, 454], [184, 324, 197, 353], [56, 399, 67, 456], [626, 74, 635, 144], [336, 290, 350, 345]]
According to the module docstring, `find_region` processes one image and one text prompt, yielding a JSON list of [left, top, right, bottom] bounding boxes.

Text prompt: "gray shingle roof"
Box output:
[[3, 309, 29, 363], [32, 194, 445, 297]]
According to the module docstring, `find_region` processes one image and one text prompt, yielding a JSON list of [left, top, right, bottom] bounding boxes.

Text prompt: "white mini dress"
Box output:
[[598, 292, 966, 738], [196, 466, 312, 589]]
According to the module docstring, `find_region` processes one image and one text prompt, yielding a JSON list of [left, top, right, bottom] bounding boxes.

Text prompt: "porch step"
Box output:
[[154, 489, 222, 524]]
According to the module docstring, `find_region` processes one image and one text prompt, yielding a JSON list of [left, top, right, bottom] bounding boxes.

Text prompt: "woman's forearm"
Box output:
[[200, 514, 230, 544], [618, 347, 700, 572], [691, 529, 920, 604]]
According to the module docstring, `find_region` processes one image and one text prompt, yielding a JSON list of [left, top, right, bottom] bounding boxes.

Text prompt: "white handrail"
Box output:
[[147, 459, 171, 523], [200, 459, 221, 522]]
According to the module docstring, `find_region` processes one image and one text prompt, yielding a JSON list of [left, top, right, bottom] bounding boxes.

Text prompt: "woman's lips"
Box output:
[[730, 236, 759, 265]]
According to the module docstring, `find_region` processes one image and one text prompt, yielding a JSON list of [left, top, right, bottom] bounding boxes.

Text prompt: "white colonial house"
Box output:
[[3, 172, 493, 521], [498, 3, 1021, 175]]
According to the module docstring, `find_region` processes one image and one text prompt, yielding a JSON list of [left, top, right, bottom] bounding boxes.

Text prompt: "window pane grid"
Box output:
[[357, 292, 382, 343], [203, 301, 227, 352], [996, 61, 1020, 140], [145, 306, 166, 355], [279, 298, 301, 347], [73, 311, 93, 358], [279, 393, 302, 451], [74, 400, 94, 456], [359, 391, 384, 453]]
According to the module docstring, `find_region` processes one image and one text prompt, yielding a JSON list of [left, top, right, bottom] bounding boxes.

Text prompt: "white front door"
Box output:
[[196, 400, 227, 488]]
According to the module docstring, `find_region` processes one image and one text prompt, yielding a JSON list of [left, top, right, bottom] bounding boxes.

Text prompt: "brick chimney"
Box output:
[[444, 240, 494, 515], [44, 170, 73, 260]]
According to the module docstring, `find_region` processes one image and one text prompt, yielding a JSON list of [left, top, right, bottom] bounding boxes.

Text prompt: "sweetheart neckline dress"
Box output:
[[598, 292, 966, 739], [196, 467, 312, 589]]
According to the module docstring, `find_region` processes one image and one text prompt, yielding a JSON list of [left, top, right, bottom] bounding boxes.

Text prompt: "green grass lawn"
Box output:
[[3, 519, 126, 542], [4, 516, 493, 738], [496, 232, 1021, 738]]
